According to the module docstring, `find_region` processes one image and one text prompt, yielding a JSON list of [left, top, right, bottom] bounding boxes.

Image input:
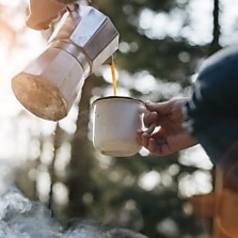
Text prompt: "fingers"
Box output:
[[136, 131, 170, 156], [137, 130, 150, 148], [145, 100, 172, 115], [145, 98, 186, 116], [143, 111, 159, 128], [143, 101, 172, 128]]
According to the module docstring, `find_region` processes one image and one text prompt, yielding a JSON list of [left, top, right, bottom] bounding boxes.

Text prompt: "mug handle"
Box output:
[[139, 105, 156, 134]]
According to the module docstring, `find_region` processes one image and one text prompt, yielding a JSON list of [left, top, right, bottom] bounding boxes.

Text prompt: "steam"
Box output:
[[0, 159, 148, 238], [0, 187, 63, 238], [0, 183, 148, 237]]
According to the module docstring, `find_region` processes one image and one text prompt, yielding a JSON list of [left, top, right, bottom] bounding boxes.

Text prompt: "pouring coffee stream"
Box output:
[[11, 1, 119, 121], [110, 61, 117, 96]]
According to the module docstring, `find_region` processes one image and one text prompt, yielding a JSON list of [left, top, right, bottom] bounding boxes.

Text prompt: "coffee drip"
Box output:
[[110, 61, 118, 96]]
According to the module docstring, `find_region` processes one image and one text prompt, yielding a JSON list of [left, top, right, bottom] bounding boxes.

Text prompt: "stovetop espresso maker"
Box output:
[[12, 0, 119, 121]]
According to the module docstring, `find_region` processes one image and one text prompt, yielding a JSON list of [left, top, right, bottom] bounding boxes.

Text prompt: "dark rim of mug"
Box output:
[[92, 96, 144, 107]]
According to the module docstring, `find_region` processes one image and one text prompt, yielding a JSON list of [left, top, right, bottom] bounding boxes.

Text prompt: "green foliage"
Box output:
[[97, 0, 209, 85]]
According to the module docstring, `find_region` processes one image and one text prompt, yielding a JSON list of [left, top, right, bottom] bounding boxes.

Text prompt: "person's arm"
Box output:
[[136, 98, 197, 156]]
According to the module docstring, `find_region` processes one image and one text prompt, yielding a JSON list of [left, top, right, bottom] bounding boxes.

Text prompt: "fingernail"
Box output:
[[145, 124, 155, 134], [142, 131, 149, 137]]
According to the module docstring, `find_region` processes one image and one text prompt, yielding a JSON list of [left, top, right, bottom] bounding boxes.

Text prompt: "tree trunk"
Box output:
[[65, 74, 104, 219]]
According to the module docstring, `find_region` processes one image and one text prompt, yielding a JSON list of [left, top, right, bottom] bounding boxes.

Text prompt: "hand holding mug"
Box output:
[[136, 98, 197, 156]]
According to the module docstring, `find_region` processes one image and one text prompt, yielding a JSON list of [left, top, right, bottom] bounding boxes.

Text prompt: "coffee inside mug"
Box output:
[[92, 96, 147, 157]]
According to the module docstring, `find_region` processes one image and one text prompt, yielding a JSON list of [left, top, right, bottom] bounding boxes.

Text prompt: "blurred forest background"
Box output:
[[0, 0, 238, 237]]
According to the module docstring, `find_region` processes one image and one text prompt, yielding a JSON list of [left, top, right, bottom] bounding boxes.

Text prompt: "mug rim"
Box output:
[[92, 96, 144, 107]]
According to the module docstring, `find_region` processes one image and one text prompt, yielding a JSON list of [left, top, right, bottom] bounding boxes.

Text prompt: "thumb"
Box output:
[[145, 100, 172, 115]]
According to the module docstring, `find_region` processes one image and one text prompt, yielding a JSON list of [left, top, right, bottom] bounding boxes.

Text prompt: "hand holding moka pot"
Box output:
[[12, 1, 119, 121], [26, 0, 85, 30], [26, 0, 66, 30]]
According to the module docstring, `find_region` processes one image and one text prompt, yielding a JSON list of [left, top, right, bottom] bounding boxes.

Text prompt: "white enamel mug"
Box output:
[[92, 96, 154, 157]]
